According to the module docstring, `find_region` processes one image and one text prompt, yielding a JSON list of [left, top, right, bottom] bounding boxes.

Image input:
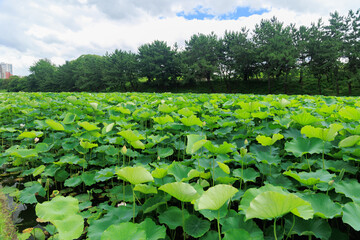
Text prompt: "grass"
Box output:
[[0, 188, 17, 240]]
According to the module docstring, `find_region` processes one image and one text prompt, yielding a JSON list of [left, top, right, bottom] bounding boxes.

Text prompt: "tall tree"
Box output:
[[103, 49, 139, 91], [28, 59, 57, 92], [183, 33, 220, 90], [56, 60, 76, 92], [138, 40, 180, 88], [343, 9, 360, 95], [252, 17, 298, 93], [220, 29, 257, 89], [73, 54, 105, 92]]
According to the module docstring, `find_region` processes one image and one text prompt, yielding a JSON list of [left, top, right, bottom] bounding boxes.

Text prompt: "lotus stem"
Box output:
[[274, 218, 278, 240], [217, 209, 221, 240]]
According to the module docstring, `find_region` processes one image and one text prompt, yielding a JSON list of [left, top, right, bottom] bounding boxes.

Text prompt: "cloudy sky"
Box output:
[[0, 0, 358, 76]]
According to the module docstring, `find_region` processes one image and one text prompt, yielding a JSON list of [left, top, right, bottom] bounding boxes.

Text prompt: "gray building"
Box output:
[[0, 62, 13, 79]]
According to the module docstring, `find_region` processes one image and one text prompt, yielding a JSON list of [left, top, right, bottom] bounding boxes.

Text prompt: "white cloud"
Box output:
[[0, 0, 358, 76]]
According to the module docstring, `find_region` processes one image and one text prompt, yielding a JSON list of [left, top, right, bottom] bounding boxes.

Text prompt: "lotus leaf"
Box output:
[[195, 184, 238, 210], [245, 191, 313, 220], [116, 166, 154, 185], [159, 182, 199, 202]]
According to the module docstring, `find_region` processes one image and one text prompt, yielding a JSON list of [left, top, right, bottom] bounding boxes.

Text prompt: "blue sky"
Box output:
[[177, 6, 269, 20]]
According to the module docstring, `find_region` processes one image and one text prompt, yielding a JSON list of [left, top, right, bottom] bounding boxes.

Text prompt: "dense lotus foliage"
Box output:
[[1, 92, 360, 239]]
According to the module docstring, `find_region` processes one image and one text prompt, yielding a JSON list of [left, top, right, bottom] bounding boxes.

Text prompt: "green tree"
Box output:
[[252, 17, 298, 93], [103, 50, 139, 91], [220, 29, 257, 90], [343, 9, 360, 95], [73, 54, 105, 92], [56, 60, 76, 92], [183, 33, 220, 90], [138, 40, 180, 88], [6, 76, 27, 92], [28, 59, 57, 92]]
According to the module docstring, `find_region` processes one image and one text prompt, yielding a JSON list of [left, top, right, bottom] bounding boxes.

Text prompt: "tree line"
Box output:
[[1, 9, 360, 95]]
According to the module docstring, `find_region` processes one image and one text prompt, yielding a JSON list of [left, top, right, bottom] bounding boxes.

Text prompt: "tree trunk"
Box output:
[[268, 75, 271, 94], [284, 72, 288, 94], [299, 69, 303, 84], [317, 76, 322, 95], [206, 73, 214, 93], [348, 81, 352, 95]]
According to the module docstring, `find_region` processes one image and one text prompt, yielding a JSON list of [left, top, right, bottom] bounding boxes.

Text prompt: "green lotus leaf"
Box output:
[[36, 196, 80, 221], [62, 112, 76, 124], [246, 191, 313, 220], [342, 202, 360, 231], [334, 179, 360, 203], [148, 135, 169, 144], [339, 135, 360, 148], [64, 176, 83, 187], [301, 193, 342, 219], [138, 218, 166, 240], [178, 107, 194, 117], [10, 149, 38, 159], [239, 101, 264, 112], [339, 106, 360, 121], [285, 137, 326, 157], [159, 182, 199, 202], [301, 123, 343, 142], [80, 140, 98, 149], [283, 170, 335, 186], [256, 133, 283, 146], [151, 168, 167, 179], [130, 140, 145, 149], [45, 119, 65, 131], [204, 141, 235, 154], [157, 147, 174, 158], [184, 215, 211, 238], [167, 161, 191, 181], [35, 143, 51, 153], [239, 184, 287, 212], [217, 161, 230, 174], [87, 206, 135, 240], [158, 206, 190, 230], [181, 115, 203, 127], [152, 115, 174, 125], [33, 165, 45, 177], [186, 134, 207, 155], [102, 123, 115, 134], [291, 112, 322, 125], [223, 229, 252, 240], [118, 129, 145, 142], [158, 103, 176, 113], [17, 131, 43, 139], [53, 214, 84, 240], [134, 184, 158, 194], [233, 168, 260, 183], [20, 182, 46, 204], [116, 166, 154, 185], [287, 217, 331, 240], [78, 121, 100, 131], [195, 184, 238, 211], [101, 222, 146, 240]]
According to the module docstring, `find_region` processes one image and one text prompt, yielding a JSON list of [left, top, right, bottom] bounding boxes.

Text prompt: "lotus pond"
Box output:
[[1, 92, 360, 240]]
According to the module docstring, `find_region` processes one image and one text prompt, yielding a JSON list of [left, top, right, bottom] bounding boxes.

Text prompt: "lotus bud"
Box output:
[[121, 145, 127, 155], [20, 123, 25, 128], [328, 180, 334, 186], [34, 137, 39, 143], [244, 139, 249, 145], [203, 121, 206, 126], [157, 156, 161, 161], [240, 147, 247, 157]]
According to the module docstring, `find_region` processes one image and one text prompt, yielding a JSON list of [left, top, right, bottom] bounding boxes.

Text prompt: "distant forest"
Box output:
[[1, 9, 360, 96]]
